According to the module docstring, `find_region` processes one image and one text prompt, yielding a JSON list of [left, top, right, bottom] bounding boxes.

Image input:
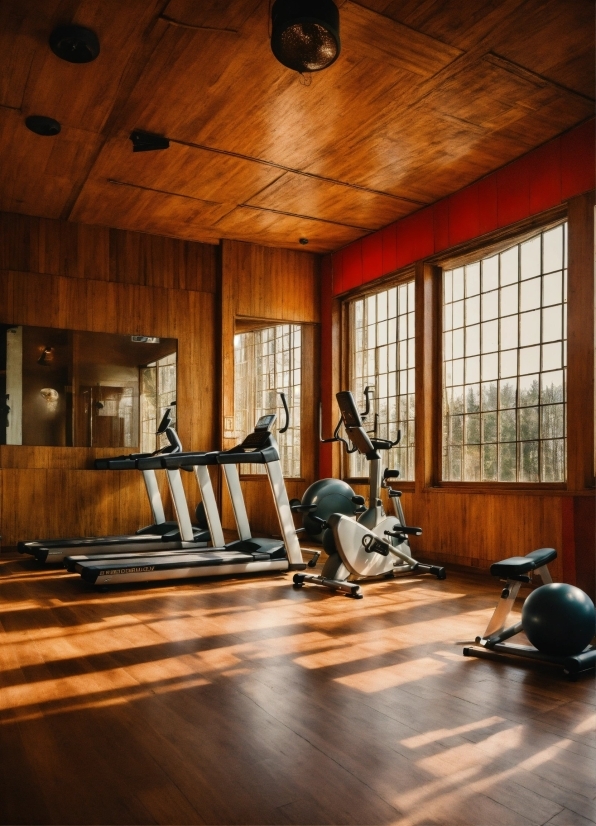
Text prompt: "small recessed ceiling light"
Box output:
[[25, 115, 61, 136], [299, 238, 309, 245], [49, 25, 100, 63]]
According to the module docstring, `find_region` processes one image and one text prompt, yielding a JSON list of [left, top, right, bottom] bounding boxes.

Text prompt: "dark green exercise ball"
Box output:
[[522, 583, 596, 657], [300, 478, 357, 542]]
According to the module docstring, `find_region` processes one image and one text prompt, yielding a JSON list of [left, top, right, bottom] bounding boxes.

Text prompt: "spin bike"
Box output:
[[293, 390, 446, 598]]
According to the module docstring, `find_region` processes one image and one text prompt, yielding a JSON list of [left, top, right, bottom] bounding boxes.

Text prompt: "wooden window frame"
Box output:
[[432, 209, 572, 492]]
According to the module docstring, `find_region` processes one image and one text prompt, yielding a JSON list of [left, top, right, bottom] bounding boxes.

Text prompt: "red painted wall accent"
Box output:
[[561, 119, 595, 200], [328, 118, 595, 297]]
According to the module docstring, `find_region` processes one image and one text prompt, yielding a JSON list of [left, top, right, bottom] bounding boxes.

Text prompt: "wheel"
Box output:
[[293, 573, 305, 587]]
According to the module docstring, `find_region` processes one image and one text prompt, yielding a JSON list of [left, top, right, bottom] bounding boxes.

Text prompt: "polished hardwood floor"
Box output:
[[0, 551, 594, 826]]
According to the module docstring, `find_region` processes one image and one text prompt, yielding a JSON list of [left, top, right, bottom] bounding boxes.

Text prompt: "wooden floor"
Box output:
[[0, 552, 594, 826]]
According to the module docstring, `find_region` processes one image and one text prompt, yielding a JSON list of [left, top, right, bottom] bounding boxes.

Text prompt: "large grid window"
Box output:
[[140, 352, 177, 453], [442, 223, 567, 482], [234, 324, 301, 477], [349, 282, 415, 479]]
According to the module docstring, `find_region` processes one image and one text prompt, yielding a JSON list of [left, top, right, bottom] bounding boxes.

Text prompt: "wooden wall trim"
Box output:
[[566, 191, 595, 492], [415, 262, 440, 491]]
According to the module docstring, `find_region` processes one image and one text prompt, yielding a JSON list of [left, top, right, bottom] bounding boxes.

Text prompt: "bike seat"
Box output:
[[490, 547, 557, 579]]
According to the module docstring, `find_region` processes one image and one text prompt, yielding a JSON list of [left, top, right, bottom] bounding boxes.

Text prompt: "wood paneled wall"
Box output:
[[220, 240, 320, 534], [0, 212, 218, 548]]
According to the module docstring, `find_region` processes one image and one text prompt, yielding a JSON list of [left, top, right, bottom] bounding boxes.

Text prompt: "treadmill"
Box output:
[[65, 414, 306, 587], [18, 406, 209, 563]]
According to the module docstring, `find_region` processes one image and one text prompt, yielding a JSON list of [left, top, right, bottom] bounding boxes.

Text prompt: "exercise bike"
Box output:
[[293, 390, 446, 598]]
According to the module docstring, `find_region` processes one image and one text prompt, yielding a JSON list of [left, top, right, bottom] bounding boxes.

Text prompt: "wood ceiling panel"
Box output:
[[120, 13, 429, 172], [484, 0, 595, 98], [301, 108, 489, 203], [340, 2, 462, 77], [87, 136, 284, 204], [70, 179, 226, 243], [162, 0, 263, 31], [352, 0, 594, 98], [213, 207, 365, 253], [0, 0, 62, 109], [0, 0, 591, 252], [356, 0, 525, 49], [0, 108, 103, 218], [246, 172, 418, 230], [424, 53, 593, 131], [18, 0, 164, 132], [301, 50, 592, 203]]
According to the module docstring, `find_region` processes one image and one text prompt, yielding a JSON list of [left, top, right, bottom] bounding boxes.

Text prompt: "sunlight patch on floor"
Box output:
[[333, 656, 445, 692], [401, 715, 504, 749]]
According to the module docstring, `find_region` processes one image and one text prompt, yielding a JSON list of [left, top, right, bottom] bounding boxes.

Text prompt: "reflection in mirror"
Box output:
[[0, 325, 177, 448]]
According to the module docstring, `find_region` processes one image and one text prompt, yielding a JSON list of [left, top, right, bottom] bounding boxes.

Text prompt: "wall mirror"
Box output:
[[0, 325, 177, 449]]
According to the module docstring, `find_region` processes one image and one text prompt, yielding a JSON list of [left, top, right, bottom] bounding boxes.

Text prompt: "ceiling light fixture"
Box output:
[[25, 115, 61, 136], [129, 130, 170, 152], [49, 25, 100, 63], [271, 0, 340, 73]]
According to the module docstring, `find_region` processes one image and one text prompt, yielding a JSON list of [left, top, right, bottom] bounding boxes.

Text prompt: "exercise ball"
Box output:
[[300, 478, 357, 542], [522, 583, 595, 657]]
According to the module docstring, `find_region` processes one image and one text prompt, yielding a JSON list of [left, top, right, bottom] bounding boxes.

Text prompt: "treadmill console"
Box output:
[[254, 413, 276, 431], [218, 413, 279, 462]]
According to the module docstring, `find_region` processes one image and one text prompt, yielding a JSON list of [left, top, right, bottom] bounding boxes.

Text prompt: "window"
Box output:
[[349, 281, 415, 480], [140, 352, 177, 453], [234, 324, 301, 477], [442, 223, 567, 482]]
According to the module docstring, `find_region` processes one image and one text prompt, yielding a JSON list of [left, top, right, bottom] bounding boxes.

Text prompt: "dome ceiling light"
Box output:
[[49, 25, 100, 63], [25, 115, 61, 136], [271, 0, 340, 73]]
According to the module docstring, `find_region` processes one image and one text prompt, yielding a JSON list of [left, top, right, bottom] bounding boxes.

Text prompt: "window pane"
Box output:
[[519, 346, 540, 375], [465, 295, 480, 325], [542, 305, 562, 342], [482, 290, 499, 321], [465, 263, 480, 296], [500, 247, 518, 285], [442, 223, 566, 482], [482, 411, 497, 442], [520, 236, 541, 280], [543, 271, 562, 306], [349, 281, 415, 480], [481, 320, 498, 353], [481, 354, 498, 382], [520, 277, 541, 311], [234, 324, 302, 477], [482, 256, 499, 292], [520, 441, 539, 481], [543, 225, 563, 273]]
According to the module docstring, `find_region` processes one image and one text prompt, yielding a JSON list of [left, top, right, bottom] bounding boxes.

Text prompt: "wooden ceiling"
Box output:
[[0, 0, 593, 253]]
